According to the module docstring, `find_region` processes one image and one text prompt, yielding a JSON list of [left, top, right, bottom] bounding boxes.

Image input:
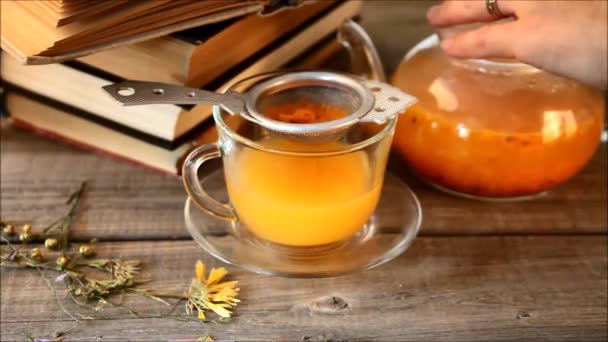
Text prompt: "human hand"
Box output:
[[427, 0, 608, 90]]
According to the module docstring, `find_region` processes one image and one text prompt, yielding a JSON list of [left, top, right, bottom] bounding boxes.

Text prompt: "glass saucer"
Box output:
[[184, 167, 422, 278]]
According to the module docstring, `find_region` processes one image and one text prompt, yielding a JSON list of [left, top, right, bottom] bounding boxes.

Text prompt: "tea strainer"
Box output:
[[102, 71, 416, 138]]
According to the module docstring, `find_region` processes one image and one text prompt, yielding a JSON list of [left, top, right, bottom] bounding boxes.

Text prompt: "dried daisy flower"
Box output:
[[56, 256, 69, 267], [30, 248, 43, 260], [186, 260, 239, 320], [45, 238, 59, 250], [22, 224, 32, 234], [3, 224, 15, 235], [19, 232, 32, 242], [79, 245, 94, 257]]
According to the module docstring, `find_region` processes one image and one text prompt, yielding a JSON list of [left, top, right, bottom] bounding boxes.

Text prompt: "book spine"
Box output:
[[2, 83, 211, 150], [10, 117, 182, 178], [0, 86, 7, 118]]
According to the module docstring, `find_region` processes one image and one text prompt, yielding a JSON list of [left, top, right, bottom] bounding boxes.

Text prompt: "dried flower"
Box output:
[[45, 238, 60, 250], [56, 256, 69, 267], [2, 181, 242, 341], [186, 260, 239, 320], [3, 224, 14, 235], [19, 232, 32, 242], [55, 273, 68, 283], [7, 250, 18, 261], [30, 248, 43, 259], [23, 224, 32, 234], [31, 336, 63, 342], [79, 245, 94, 257]]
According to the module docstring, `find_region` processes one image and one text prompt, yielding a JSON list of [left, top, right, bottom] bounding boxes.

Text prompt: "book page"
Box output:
[[0, 0, 170, 58], [47, 1, 258, 54]]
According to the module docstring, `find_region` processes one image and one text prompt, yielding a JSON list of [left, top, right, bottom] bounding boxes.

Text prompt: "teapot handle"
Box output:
[[338, 19, 386, 82]]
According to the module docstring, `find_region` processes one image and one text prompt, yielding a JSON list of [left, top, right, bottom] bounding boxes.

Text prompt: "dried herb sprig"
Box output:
[[1, 182, 239, 340], [46, 180, 86, 253]]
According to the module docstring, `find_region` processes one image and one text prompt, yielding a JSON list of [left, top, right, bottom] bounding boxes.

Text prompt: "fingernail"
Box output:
[[427, 5, 439, 20]]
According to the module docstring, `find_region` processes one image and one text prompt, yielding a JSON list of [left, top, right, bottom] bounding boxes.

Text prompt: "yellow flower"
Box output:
[[196, 260, 205, 283], [186, 260, 239, 320], [196, 336, 214, 342]]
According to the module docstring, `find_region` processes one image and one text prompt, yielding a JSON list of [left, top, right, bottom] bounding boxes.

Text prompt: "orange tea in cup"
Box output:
[[223, 101, 387, 246]]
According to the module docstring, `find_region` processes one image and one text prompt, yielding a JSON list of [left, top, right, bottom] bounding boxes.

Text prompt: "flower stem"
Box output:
[[127, 289, 190, 299], [60, 181, 87, 254]]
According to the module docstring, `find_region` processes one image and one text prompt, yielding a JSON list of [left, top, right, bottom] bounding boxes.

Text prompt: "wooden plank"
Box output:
[[2, 122, 606, 241], [2, 236, 607, 341], [0, 120, 188, 241]]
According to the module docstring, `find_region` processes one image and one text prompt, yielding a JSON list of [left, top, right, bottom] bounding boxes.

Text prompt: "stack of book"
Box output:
[[1, 0, 361, 175]]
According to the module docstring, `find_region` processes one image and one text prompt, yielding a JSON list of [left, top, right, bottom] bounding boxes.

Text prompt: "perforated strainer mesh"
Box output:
[[243, 71, 416, 138], [360, 79, 416, 124], [254, 86, 361, 118]]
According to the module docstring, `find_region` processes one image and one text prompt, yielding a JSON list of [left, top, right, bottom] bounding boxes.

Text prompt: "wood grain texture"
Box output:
[[2, 1, 607, 341], [2, 122, 606, 241], [2, 236, 607, 341]]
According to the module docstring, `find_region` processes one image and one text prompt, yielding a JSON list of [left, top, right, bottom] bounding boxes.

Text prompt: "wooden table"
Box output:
[[2, 2, 607, 341]]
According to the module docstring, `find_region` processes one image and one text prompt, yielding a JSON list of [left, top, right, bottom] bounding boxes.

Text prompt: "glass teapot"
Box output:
[[392, 34, 605, 200]]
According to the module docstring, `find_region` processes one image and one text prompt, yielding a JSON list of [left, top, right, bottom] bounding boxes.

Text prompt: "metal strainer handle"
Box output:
[[102, 80, 246, 114]]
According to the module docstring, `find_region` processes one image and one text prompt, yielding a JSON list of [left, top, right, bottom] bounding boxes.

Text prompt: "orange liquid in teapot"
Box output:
[[392, 47, 604, 197]]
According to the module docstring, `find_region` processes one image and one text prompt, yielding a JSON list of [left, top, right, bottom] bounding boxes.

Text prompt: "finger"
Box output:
[[440, 22, 519, 59], [427, 0, 515, 28]]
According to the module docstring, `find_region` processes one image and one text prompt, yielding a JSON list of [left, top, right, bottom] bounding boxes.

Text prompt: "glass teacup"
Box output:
[[182, 71, 395, 248]]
